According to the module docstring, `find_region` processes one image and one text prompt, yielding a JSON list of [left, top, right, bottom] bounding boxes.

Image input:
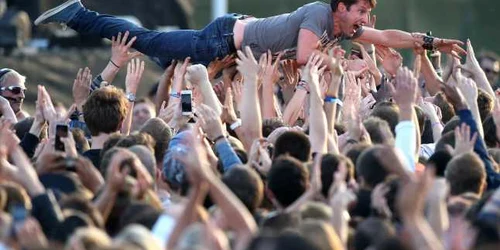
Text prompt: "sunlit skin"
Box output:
[[0, 74, 26, 115], [480, 58, 500, 85], [334, 1, 372, 37], [131, 102, 156, 132]]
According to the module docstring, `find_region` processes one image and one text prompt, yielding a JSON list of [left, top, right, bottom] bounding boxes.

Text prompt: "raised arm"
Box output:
[[121, 59, 145, 135], [356, 28, 466, 58], [186, 65, 223, 115], [154, 60, 177, 113], [304, 54, 328, 154], [237, 47, 263, 151], [260, 51, 282, 119], [93, 31, 141, 88]]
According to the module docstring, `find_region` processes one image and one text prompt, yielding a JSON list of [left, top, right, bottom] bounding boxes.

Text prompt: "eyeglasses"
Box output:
[[0, 86, 27, 95]]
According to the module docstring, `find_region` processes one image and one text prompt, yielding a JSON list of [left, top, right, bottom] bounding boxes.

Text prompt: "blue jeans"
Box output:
[[68, 8, 240, 68]]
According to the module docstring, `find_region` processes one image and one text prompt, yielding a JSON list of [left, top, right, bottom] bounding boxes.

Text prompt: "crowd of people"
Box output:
[[1, 0, 500, 249]]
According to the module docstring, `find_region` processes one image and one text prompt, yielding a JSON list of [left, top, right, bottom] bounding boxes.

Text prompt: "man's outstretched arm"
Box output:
[[355, 27, 466, 58]]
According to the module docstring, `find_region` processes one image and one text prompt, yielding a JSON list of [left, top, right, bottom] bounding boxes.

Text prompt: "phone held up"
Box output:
[[181, 90, 193, 116], [55, 124, 69, 151]]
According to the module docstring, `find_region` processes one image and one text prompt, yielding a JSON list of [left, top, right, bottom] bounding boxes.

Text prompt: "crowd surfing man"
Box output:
[[35, 0, 466, 68]]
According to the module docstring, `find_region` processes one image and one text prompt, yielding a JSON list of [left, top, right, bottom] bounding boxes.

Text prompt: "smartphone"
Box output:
[[55, 124, 69, 151], [10, 204, 27, 237], [181, 90, 193, 115]]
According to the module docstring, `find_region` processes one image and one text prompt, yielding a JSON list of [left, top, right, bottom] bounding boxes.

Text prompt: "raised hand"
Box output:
[[281, 59, 299, 87], [196, 104, 225, 141], [231, 76, 243, 111], [125, 58, 145, 94], [371, 183, 392, 218], [456, 74, 478, 107], [259, 50, 282, 85], [375, 45, 403, 77], [397, 168, 434, 220], [172, 57, 191, 92], [186, 64, 210, 88], [110, 31, 142, 68], [393, 67, 418, 108], [433, 37, 466, 59], [207, 55, 236, 80], [353, 42, 382, 83], [458, 39, 482, 76], [38, 85, 57, 123], [221, 87, 238, 125], [447, 123, 477, 156], [73, 67, 92, 110], [248, 139, 272, 175], [236, 46, 260, 82], [440, 78, 468, 111], [302, 53, 324, 92]]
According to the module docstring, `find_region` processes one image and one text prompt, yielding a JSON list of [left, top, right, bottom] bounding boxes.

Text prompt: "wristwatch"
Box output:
[[126, 92, 136, 102]]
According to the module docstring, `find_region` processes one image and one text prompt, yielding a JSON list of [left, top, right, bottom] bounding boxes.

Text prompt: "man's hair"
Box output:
[[139, 118, 173, 164], [115, 132, 156, 155], [262, 118, 285, 138], [363, 117, 394, 145], [59, 195, 105, 229], [267, 156, 309, 207], [344, 143, 371, 171], [13, 117, 47, 141], [273, 131, 311, 162], [445, 152, 486, 196], [442, 117, 461, 135], [356, 146, 389, 188], [0, 69, 25, 87], [128, 145, 157, 183], [433, 93, 456, 124], [414, 106, 426, 136], [222, 165, 263, 213], [83, 86, 128, 136], [483, 116, 499, 148], [427, 150, 453, 177], [354, 218, 396, 250], [477, 89, 493, 122], [370, 102, 399, 136], [330, 0, 377, 12], [435, 131, 455, 152]]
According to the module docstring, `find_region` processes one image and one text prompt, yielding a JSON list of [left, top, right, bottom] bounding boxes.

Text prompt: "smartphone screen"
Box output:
[[181, 91, 192, 114], [55, 124, 69, 151]]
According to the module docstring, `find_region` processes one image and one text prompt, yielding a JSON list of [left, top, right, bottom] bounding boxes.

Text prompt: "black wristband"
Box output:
[[110, 60, 120, 68], [211, 135, 226, 144], [423, 36, 435, 50]]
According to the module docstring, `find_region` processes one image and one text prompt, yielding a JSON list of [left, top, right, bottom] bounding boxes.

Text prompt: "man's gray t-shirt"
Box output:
[[241, 1, 336, 58]]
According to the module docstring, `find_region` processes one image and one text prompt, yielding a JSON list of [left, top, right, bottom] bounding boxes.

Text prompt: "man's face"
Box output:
[[0, 74, 26, 113], [339, 0, 372, 37], [480, 58, 499, 85], [132, 102, 155, 131]]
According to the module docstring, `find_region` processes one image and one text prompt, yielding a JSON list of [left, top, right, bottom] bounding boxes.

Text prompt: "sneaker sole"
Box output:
[[34, 0, 81, 25]]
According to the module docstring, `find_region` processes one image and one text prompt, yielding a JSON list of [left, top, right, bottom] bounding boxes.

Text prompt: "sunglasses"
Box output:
[[0, 86, 27, 95]]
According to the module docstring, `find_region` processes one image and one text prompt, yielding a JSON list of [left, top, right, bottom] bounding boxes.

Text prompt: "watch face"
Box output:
[[127, 93, 136, 102]]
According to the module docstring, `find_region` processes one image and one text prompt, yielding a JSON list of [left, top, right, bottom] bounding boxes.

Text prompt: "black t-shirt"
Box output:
[[83, 149, 102, 169]]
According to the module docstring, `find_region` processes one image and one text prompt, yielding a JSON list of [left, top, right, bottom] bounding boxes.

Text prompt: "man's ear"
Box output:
[[337, 2, 347, 12]]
